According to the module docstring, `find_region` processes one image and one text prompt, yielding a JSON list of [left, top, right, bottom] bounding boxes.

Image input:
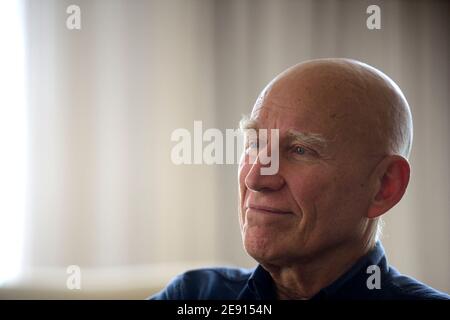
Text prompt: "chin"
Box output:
[[242, 229, 285, 264]]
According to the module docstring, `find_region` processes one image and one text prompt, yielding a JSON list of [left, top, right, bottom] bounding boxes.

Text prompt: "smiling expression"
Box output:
[[238, 62, 387, 266]]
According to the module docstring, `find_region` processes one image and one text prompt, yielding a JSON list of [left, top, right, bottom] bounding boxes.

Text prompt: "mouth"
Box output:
[[246, 204, 293, 215]]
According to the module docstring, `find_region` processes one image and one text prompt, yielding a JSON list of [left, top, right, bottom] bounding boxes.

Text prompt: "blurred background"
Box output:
[[0, 0, 448, 299]]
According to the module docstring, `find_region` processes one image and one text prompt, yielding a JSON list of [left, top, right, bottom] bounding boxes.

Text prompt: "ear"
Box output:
[[367, 155, 410, 219]]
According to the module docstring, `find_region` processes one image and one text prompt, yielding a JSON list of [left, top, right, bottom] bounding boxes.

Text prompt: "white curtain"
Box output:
[[0, 0, 448, 297]]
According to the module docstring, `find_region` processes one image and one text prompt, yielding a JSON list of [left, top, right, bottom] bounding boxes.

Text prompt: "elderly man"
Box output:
[[152, 58, 449, 300]]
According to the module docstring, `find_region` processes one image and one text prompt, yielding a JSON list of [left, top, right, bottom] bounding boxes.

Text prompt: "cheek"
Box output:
[[288, 170, 331, 208], [288, 168, 368, 228], [286, 168, 353, 230]]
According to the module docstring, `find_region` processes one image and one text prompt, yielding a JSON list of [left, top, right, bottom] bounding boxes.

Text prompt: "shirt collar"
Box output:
[[314, 241, 387, 299], [240, 241, 387, 300], [238, 264, 276, 300]]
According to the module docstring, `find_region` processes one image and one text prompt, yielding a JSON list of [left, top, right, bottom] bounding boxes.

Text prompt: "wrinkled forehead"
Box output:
[[248, 69, 384, 157], [250, 77, 351, 137], [252, 64, 368, 115]]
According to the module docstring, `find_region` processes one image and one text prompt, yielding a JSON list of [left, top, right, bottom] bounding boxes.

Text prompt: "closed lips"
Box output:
[[247, 205, 292, 214]]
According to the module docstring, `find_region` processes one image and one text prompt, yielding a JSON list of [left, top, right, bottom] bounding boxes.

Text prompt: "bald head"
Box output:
[[253, 58, 413, 160], [240, 59, 413, 258]]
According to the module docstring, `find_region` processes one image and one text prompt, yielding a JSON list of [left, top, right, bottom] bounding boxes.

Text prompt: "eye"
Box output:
[[293, 146, 306, 155], [248, 141, 258, 149], [246, 139, 258, 150], [245, 139, 258, 156]]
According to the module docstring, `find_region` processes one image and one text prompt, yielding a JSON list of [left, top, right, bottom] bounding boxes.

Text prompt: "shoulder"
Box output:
[[384, 267, 450, 300], [149, 267, 254, 300]]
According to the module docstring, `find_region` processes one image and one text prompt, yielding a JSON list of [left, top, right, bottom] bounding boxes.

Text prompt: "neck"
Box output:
[[266, 237, 376, 300]]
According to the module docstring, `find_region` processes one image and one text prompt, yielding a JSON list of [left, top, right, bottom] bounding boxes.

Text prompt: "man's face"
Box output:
[[238, 71, 380, 266]]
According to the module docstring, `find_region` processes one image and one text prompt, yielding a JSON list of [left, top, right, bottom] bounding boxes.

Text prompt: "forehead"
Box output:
[[251, 63, 368, 124], [246, 63, 394, 162], [247, 72, 378, 160], [250, 85, 344, 141]]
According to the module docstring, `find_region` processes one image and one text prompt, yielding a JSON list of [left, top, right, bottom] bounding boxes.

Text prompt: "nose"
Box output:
[[244, 155, 285, 192]]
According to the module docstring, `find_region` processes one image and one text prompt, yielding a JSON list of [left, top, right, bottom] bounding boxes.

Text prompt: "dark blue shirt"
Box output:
[[150, 242, 449, 300]]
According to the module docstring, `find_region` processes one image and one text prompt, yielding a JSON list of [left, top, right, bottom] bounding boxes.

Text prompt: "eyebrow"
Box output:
[[239, 115, 328, 150], [286, 129, 328, 150]]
